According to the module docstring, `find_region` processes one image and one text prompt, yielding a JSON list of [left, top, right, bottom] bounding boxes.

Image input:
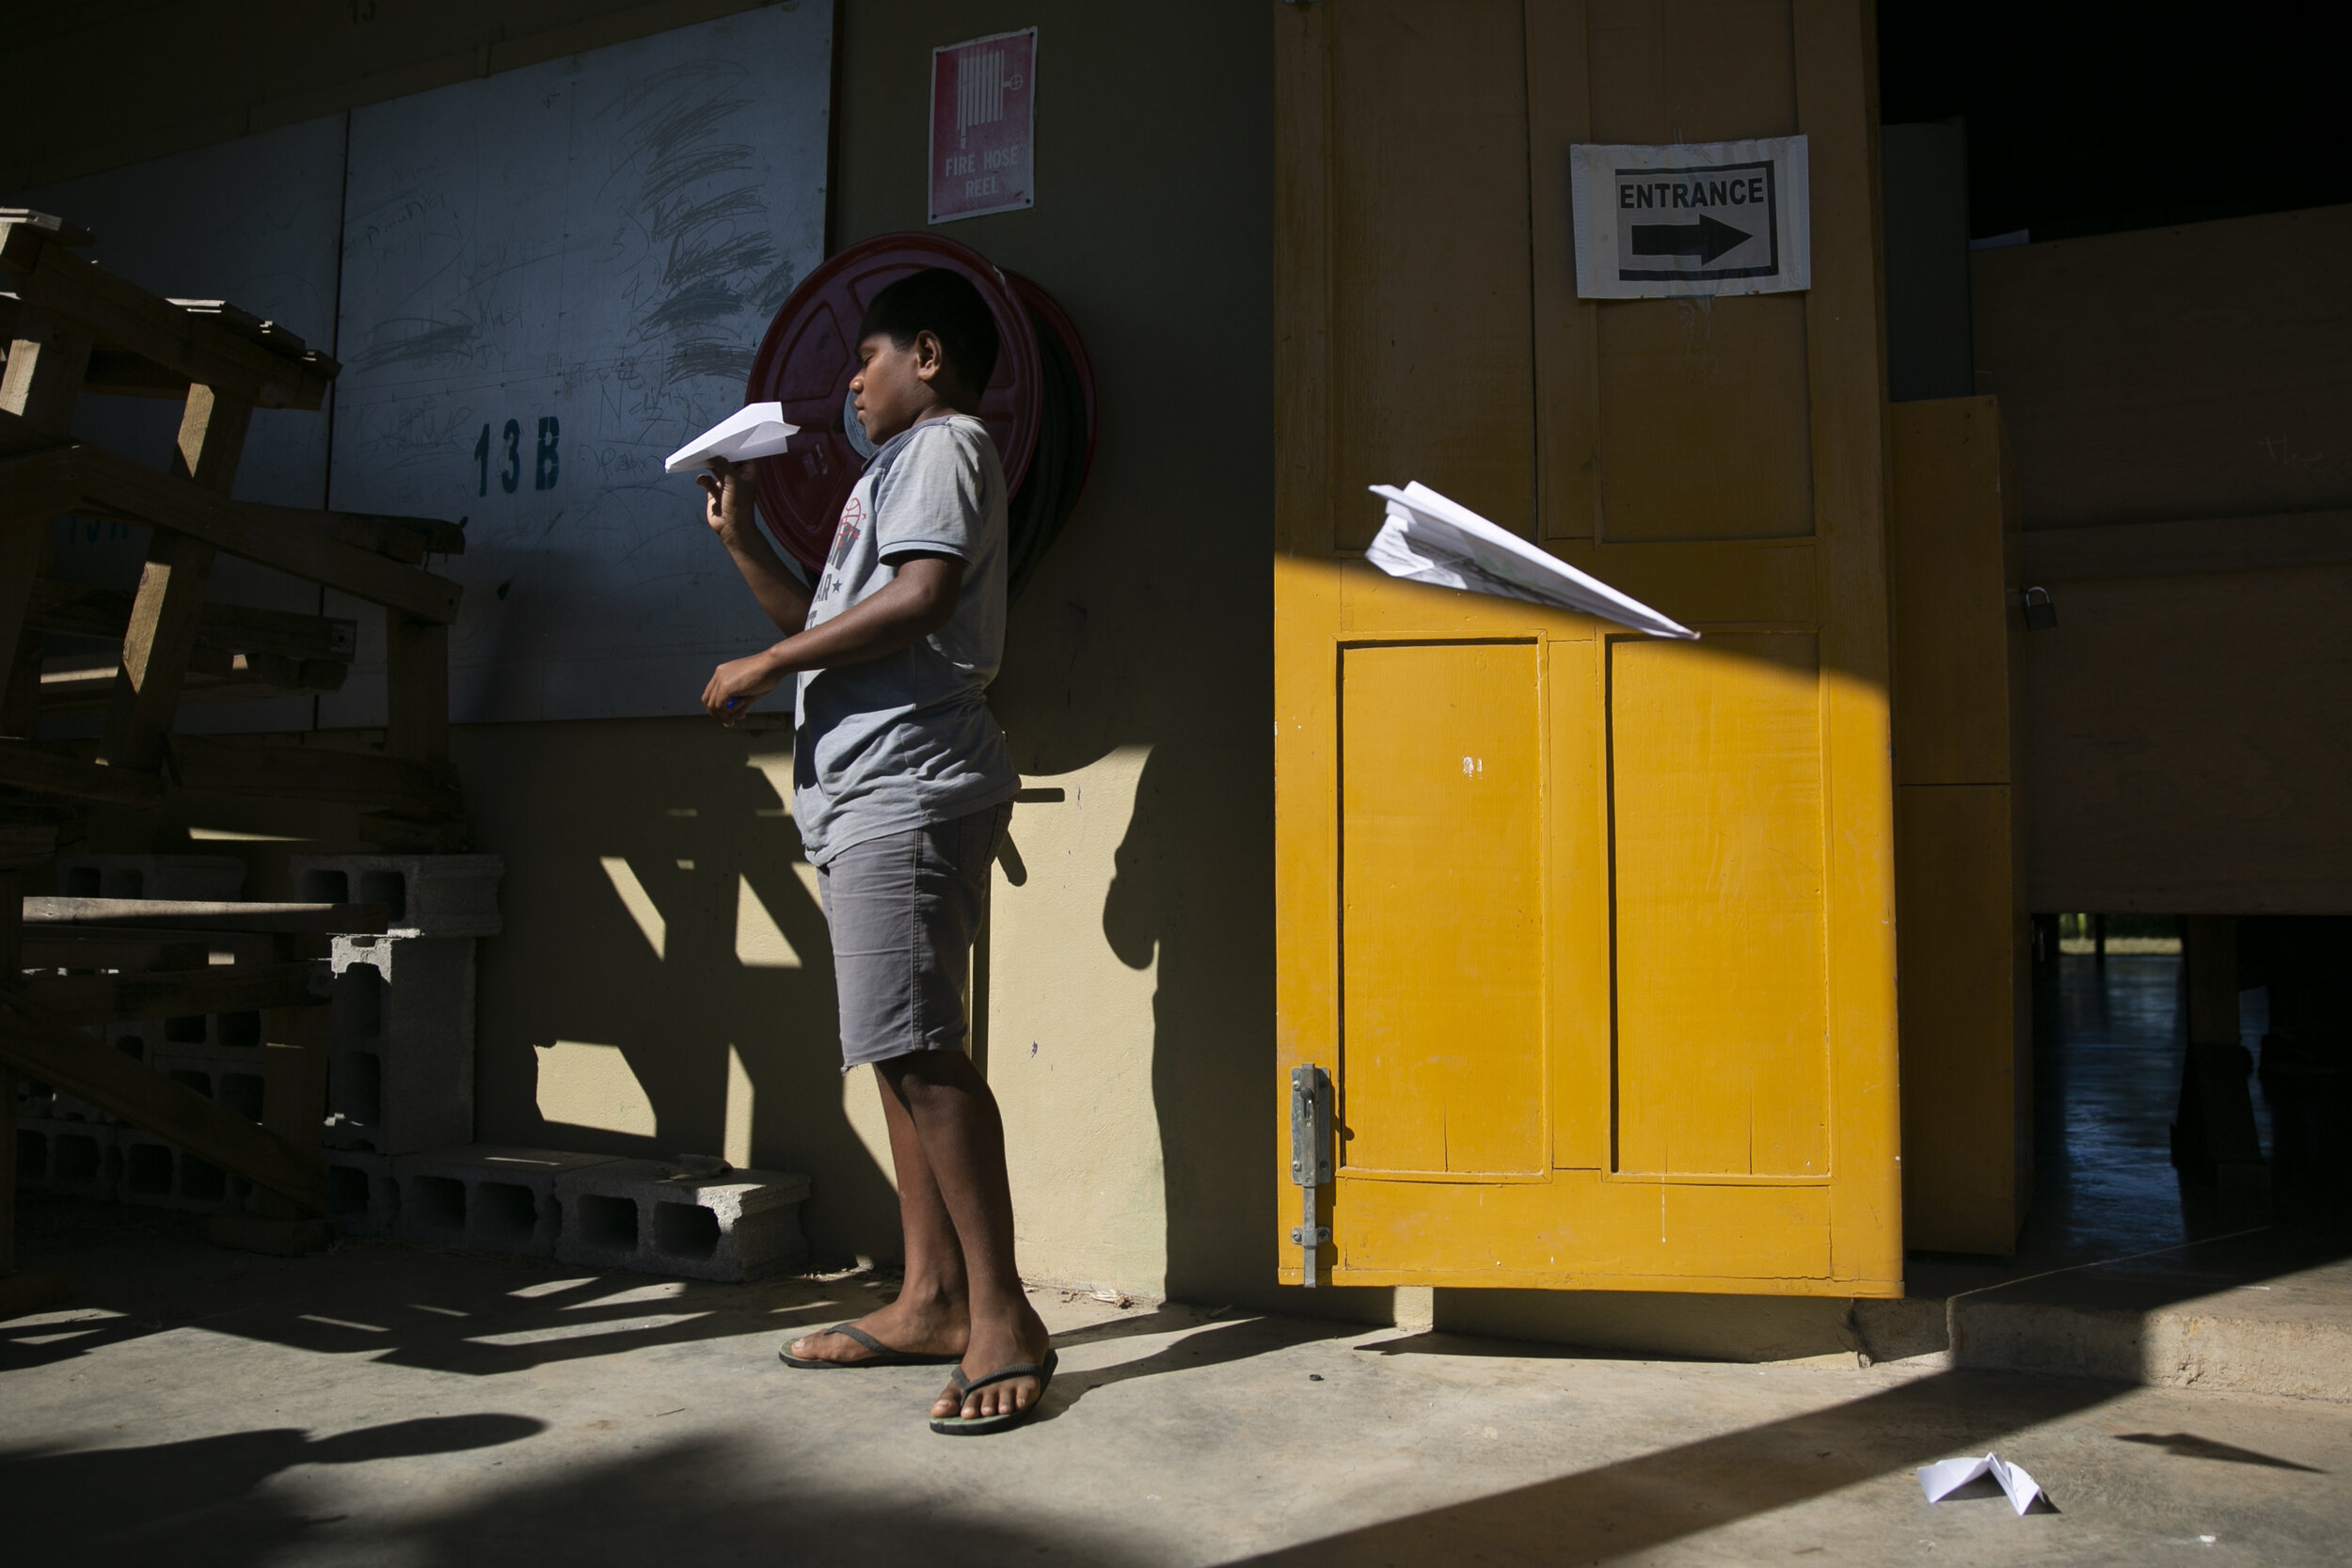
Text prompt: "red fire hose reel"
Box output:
[[745, 232, 1096, 598]]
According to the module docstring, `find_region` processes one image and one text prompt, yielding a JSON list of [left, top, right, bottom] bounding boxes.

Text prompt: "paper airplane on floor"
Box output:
[[665, 403, 800, 473], [1364, 483, 1698, 640], [1917, 1452, 2046, 1515]]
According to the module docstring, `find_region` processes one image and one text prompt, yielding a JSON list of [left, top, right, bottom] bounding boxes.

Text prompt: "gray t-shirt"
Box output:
[[790, 413, 1017, 866]]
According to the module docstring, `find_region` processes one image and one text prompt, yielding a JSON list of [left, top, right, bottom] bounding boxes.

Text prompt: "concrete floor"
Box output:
[[9, 955, 2351, 1564], [6, 1203, 2352, 1568]]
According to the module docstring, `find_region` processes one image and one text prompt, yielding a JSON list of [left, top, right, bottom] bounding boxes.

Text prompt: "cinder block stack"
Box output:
[[15, 853, 262, 1215], [322, 1149, 400, 1237], [291, 855, 501, 1170], [52, 852, 246, 902], [390, 1145, 615, 1257], [383, 1145, 811, 1281], [554, 1158, 812, 1281]]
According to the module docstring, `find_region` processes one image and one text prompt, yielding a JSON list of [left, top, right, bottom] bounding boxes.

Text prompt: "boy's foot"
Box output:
[[786, 1296, 967, 1368], [931, 1304, 1053, 1420]]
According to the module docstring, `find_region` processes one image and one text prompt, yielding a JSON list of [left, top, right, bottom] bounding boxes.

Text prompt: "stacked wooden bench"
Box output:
[[0, 207, 468, 1309]]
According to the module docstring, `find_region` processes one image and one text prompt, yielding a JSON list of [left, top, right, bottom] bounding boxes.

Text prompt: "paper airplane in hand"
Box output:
[[1365, 482, 1698, 640], [664, 403, 800, 474]]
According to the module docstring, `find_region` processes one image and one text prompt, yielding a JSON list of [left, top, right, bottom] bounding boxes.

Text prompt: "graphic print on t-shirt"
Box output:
[[829, 495, 866, 572]]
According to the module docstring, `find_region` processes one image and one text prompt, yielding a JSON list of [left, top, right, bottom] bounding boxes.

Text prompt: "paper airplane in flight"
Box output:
[[1365, 483, 1699, 640]]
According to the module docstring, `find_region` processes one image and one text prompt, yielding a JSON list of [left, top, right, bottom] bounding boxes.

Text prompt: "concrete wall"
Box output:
[[1972, 207, 2352, 914], [7, 2, 1288, 1307], [829, 1, 1278, 1304]]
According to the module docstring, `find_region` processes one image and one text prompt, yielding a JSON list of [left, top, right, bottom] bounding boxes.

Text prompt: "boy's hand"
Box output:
[[703, 649, 787, 726], [697, 456, 760, 542]]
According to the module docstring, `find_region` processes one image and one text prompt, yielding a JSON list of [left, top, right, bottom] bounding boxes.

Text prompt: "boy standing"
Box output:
[[698, 268, 1053, 1434]]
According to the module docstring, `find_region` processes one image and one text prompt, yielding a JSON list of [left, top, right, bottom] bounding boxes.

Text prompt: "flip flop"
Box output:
[[778, 1322, 961, 1370], [929, 1349, 1058, 1435]]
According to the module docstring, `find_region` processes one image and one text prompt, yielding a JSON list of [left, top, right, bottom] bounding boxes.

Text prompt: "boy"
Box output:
[[697, 267, 1052, 1434]]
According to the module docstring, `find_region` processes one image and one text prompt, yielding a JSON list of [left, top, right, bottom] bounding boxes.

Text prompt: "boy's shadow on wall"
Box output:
[[465, 721, 900, 1262], [1096, 736, 1389, 1318]]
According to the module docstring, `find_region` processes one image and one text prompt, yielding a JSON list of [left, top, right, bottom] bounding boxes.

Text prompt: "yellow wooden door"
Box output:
[[1274, 0, 1900, 1296]]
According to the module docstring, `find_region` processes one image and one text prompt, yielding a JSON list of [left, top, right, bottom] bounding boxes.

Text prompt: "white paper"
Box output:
[[1364, 483, 1699, 640], [663, 402, 799, 474], [1917, 1452, 2045, 1516]]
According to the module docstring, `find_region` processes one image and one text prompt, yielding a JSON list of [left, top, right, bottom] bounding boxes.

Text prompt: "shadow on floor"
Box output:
[[1225, 1369, 2106, 1566], [0, 1414, 546, 1561]]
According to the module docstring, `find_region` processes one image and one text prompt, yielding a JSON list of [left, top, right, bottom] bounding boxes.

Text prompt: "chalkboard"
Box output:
[[325, 4, 834, 724]]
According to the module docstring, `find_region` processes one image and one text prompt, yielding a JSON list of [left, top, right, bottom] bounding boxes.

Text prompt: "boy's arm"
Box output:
[[701, 553, 961, 724], [698, 457, 812, 635]]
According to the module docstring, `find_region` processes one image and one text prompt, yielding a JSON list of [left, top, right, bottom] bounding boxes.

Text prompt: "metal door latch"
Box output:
[[1289, 1064, 1332, 1287]]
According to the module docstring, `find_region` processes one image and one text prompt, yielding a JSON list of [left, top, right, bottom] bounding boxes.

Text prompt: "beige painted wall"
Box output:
[[449, 0, 1292, 1304], [823, 0, 1286, 1306]]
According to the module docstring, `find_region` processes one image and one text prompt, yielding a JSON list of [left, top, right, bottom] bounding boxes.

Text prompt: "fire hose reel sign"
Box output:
[[930, 28, 1037, 224], [1569, 135, 1810, 298]]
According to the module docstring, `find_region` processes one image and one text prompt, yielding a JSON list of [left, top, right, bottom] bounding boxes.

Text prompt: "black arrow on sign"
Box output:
[[1629, 213, 1753, 264]]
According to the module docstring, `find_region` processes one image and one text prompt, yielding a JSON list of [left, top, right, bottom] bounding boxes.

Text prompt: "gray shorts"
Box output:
[[816, 800, 1010, 1071]]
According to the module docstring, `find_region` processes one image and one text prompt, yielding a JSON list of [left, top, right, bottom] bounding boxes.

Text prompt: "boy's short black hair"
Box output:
[[858, 267, 1001, 394]]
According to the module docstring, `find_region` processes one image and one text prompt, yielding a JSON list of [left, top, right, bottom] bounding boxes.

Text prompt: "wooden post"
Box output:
[[375, 613, 459, 848], [0, 303, 93, 431], [385, 615, 450, 764], [0, 304, 93, 728], [2171, 914, 2267, 1190], [93, 387, 252, 849]]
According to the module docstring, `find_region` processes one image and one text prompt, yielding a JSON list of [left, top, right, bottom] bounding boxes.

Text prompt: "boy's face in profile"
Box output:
[[851, 329, 955, 445]]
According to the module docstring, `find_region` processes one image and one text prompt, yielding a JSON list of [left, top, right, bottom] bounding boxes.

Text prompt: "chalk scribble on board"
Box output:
[[328, 5, 832, 725]]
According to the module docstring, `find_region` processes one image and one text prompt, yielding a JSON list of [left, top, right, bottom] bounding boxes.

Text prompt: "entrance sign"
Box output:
[[930, 28, 1037, 223], [1569, 136, 1810, 298]]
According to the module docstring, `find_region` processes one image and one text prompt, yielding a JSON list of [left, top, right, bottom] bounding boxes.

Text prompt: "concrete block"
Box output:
[[53, 852, 246, 902], [322, 935, 475, 1155], [147, 1047, 274, 1126], [553, 1160, 811, 1282], [289, 854, 504, 937], [11, 1073, 60, 1122], [15, 1117, 119, 1200], [108, 1002, 271, 1059], [113, 1124, 251, 1213], [392, 1145, 622, 1257], [323, 1149, 400, 1237]]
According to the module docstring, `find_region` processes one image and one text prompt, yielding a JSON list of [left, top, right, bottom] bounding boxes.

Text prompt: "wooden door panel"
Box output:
[[1339, 1172, 1830, 1286], [1551, 540, 1820, 623], [1331, 0, 1535, 548], [1276, 0, 1899, 1298], [1595, 295, 1818, 542], [1611, 634, 1829, 1178], [1548, 635, 1613, 1170], [1341, 641, 1546, 1176], [1588, 0, 1801, 143]]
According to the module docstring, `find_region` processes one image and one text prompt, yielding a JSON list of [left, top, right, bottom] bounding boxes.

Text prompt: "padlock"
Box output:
[[2022, 584, 2058, 631]]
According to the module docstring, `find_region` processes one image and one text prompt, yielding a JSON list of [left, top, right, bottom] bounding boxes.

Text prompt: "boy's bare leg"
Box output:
[[785, 1071, 973, 1363], [882, 1051, 1052, 1419]]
